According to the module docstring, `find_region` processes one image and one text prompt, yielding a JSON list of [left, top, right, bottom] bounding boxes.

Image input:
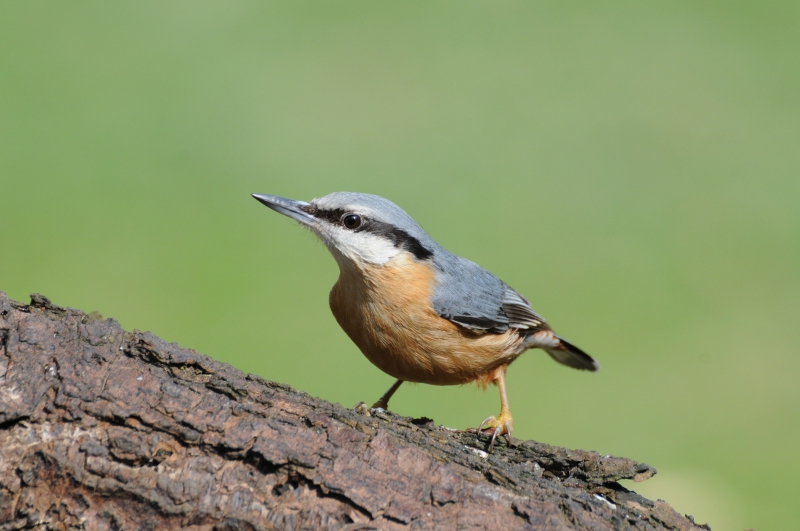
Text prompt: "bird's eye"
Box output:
[[342, 214, 362, 230]]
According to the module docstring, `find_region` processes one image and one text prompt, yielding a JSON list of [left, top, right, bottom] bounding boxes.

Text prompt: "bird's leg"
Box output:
[[371, 379, 404, 411], [478, 365, 513, 452]]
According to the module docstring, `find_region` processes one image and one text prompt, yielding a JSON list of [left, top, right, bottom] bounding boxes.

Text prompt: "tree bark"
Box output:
[[0, 292, 708, 531]]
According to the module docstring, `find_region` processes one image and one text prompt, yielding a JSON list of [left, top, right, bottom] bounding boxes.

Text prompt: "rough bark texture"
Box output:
[[0, 292, 709, 531]]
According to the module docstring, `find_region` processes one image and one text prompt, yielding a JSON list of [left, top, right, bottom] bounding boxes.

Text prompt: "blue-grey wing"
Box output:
[[430, 255, 550, 335]]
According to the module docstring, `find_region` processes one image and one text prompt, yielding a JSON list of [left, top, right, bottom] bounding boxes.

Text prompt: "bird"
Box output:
[[252, 192, 599, 451]]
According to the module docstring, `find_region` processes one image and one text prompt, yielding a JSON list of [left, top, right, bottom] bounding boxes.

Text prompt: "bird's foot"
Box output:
[[370, 398, 389, 410], [353, 401, 390, 417], [479, 412, 513, 453]]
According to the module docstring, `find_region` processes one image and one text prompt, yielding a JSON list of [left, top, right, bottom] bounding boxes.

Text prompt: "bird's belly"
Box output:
[[329, 255, 523, 385]]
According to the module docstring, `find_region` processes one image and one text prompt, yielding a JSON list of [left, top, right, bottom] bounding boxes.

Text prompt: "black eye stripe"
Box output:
[[301, 205, 433, 261], [300, 204, 342, 224]]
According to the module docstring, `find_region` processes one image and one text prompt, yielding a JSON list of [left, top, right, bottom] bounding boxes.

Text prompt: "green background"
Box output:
[[2, 3, 798, 529]]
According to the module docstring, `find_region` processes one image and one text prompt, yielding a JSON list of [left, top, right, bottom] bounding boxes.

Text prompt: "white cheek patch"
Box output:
[[312, 226, 400, 265]]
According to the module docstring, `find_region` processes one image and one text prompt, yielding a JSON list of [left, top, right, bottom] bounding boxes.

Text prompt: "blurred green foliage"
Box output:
[[1, 3, 798, 529]]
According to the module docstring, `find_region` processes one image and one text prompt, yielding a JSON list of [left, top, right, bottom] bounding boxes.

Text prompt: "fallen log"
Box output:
[[0, 292, 708, 530]]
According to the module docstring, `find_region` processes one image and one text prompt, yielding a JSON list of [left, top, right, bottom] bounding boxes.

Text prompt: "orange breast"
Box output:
[[329, 253, 524, 385]]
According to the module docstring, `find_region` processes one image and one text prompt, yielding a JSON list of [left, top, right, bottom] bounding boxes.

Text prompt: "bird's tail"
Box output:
[[526, 331, 599, 371]]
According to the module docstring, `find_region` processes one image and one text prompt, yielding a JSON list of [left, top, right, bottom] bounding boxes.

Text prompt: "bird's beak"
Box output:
[[252, 194, 317, 226]]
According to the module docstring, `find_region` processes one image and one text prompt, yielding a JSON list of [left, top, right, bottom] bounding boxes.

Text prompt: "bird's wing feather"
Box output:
[[429, 253, 598, 371], [430, 254, 550, 334], [500, 288, 550, 332]]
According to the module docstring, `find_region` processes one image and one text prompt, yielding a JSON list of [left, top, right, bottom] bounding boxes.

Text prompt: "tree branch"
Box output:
[[0, 292, 708, 530]]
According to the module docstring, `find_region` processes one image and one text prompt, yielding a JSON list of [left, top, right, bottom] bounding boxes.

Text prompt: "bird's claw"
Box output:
[[371, 399, 389, 410], [479, 415, 513, 453]]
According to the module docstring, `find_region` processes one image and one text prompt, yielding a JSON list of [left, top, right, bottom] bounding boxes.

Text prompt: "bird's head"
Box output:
[[253, 192, 435, 269]]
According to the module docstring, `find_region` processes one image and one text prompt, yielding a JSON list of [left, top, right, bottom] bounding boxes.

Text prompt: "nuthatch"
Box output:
[[253, 192, 599, 451]]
